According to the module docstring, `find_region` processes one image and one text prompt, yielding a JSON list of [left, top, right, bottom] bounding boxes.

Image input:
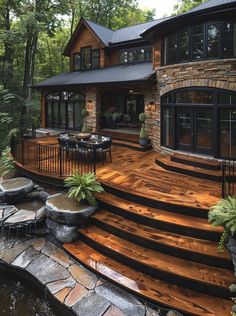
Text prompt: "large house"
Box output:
[[35, 0, 236, 160], [12, 2, 236, 315]]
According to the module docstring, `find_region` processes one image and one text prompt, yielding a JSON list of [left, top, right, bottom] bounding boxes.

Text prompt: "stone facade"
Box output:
[[148, 58, 236, 152]]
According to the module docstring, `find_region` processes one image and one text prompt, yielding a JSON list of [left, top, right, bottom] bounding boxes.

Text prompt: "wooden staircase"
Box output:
[[64, 188, 234, 316], [98, 130, 152, 152], [155, 154, 222, 182]]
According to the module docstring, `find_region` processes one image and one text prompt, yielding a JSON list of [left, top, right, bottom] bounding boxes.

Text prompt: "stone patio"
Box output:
[[0, 234, 173, 316]]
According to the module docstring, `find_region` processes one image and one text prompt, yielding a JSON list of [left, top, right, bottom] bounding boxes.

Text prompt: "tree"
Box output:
[[174, 0, 206, 15]]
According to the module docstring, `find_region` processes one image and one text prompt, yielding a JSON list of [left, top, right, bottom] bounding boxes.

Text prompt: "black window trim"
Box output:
[[73, 52, 81, 71], [119, 45, 152, 65], [161, 19, 236, 66], [45, 91, 85, 131], [161, 87, 236, 159]]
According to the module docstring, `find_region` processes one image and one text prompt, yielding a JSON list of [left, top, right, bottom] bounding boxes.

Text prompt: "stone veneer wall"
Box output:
[[85, 88, 98, 132], [149, 58, 236, 152]]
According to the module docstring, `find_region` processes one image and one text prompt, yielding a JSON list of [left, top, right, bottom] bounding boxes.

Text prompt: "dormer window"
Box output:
[[73, 47, 100, 71]]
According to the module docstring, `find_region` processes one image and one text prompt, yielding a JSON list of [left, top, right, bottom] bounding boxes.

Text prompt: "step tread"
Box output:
[[63, 241, 232, 316], [97, 192, 223, 234], [172, 153, 220, 168], [93, 205, 230, 261], [156, 156, 222, 177], [81, 224, 234, 290]]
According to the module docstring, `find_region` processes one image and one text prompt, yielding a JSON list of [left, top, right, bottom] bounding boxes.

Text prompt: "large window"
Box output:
[[73, 47, 100, 71], [119, 46, 152, 64], [163, 20, 236, 65], [161, 88, 236, 159], [45, 91, 85, 130]]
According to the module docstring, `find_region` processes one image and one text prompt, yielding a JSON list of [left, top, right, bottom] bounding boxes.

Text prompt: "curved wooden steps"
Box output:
[[93, 207, 231, 268], [155, 156, 222, 182], [96, 192, 223, 242], [171, 154, 221, 171], [63, 241, 232, 316], [101, 181, 209, 218], [78, 225, 233, 298], [112, 139, 152, 152]]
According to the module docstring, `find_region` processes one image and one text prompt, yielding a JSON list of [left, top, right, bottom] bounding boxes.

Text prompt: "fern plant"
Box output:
[[208, 196, 236, 251], [0, 146, 15, 179], [64, 172, 104, 206]]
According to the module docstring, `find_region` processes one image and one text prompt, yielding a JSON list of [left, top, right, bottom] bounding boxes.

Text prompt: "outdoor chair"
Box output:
[[77, 141, 92, 161], [100, 138, 112, 163]]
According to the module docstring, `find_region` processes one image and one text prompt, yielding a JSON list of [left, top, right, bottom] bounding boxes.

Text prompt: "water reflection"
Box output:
[[0, 273, 57, 316]]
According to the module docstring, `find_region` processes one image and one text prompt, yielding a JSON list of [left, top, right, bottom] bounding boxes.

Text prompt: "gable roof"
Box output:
[[33, 62, 156, 89], [64, 17, 114, 56], [85, 19, 114, 46]]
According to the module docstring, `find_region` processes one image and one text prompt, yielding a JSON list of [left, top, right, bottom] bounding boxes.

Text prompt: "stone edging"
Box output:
[[0, 235, 162, 316]]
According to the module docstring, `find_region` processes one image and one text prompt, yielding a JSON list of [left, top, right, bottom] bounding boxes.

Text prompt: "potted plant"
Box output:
[[65, 171, 104, 207], [81, 108, 89, 133], [208, 195, 236, 252], [139, 113, 149, 146]]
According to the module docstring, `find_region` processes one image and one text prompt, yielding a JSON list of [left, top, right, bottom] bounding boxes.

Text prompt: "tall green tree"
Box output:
[[174, 0, 206, 14]]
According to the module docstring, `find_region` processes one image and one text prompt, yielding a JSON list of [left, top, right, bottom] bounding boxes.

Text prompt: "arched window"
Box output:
[[45, 92, 85, 130], [161, 88, 236, 159]]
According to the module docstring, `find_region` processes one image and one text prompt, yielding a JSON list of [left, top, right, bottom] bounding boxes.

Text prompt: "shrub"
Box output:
[[64, 172, 104, 206], [0, 146, 15, 178], [139, 113, 148, 139], [208, 196, 236, 251]]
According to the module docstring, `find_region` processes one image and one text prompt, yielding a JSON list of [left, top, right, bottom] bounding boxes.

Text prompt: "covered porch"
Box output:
[[34, 62, 157, 137]]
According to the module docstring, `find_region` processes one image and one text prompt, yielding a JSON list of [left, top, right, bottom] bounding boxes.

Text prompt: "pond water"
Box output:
[[0, 273, 58, 316], [14, 200, 44, 212]]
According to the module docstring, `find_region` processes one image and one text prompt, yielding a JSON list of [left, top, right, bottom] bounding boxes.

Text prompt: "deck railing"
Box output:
[[222, 160, 236, 197], [13, 139, 96, 178]]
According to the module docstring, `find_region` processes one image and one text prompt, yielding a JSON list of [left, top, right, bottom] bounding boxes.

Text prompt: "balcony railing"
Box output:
[[222, 160, 236, 198], [12, 139, 96, 178]]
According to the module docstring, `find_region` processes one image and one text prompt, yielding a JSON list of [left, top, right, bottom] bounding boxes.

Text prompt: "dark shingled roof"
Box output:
[[84, 18, 169, 45], [34, 62, 155, 89], [109, 19, 165, 44], [188, 0, 236, 12], [142, 0, 236, 37], [85, 19, 114, 46]]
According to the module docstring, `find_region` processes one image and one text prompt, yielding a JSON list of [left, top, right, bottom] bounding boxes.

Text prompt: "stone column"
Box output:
[[85, 88, 97, 132]]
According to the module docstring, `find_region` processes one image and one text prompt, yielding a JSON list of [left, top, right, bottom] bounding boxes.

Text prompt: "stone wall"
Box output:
[[149, 58, 236, 151], [85, 88, 98, 132]]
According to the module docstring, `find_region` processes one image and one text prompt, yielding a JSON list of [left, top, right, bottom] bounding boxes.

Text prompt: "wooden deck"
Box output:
[[14, 137, 235, 315]]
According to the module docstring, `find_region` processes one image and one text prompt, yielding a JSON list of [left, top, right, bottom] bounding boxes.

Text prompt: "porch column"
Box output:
[[144, 85, 161, 151], [86, 88, 98, 132]]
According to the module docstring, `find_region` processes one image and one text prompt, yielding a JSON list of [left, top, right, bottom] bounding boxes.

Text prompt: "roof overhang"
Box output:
[[33, 63, 156, 90], [142, 1, 236, 39]]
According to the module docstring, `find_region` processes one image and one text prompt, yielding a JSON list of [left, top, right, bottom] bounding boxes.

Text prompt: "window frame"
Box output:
[[73, 52, 81, 71], [161, 88, 236, 159], [45, 91, 85, 131], [162, 19, 236, 66], [119, 45, 153, 65]]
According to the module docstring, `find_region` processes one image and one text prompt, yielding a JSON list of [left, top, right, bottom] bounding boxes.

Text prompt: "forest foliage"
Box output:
[[0, 0, 206, 152]]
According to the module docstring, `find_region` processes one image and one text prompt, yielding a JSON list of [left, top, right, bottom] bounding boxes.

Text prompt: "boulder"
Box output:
[[0, 177, 34, 202], [46, 218, 79, 243], [45, 193, 97, 226]]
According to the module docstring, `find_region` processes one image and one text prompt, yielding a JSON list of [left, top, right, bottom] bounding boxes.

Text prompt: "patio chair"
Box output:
[[100, 138, 112, 163], [77, 141, 92, 161]]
